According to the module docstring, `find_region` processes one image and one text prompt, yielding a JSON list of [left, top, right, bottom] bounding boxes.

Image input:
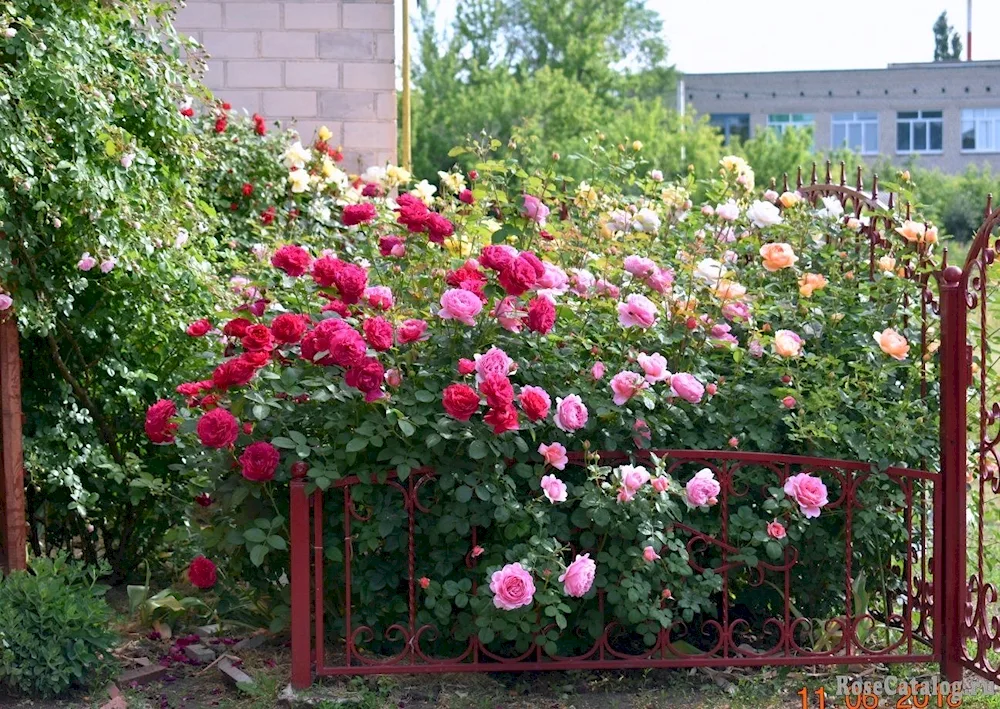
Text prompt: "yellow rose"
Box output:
[[318, 125, 333, 142], [873, 328, 909, 360], [779, 191, 801, 208], [759, 243, 799, 272], [798, 273, 828, 297], [714, 280, 747, 301]]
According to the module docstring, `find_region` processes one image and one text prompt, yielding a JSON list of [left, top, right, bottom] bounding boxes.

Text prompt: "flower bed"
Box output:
[[149, 141, 939, 653]]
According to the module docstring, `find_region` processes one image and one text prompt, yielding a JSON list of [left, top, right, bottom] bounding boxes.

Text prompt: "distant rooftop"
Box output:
[[683, 59, 1000, 76]]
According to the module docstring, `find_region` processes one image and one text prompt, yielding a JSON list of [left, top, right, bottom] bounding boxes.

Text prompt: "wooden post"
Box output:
[[0, 313, 25, 572]]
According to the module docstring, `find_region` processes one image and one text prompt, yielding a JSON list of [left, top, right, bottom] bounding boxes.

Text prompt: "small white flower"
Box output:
[[631, 207, 661, 234], [361, 165, 387, 187], [120, 152, 135, 169], [280, 141, 312, 170], [649, 169, 664, 182], [288, 169, 310, 193], [410, 179, 437, 205], [746, 200, 783, 228], [174, 228, 189, 248], [818, 196, 844, 219], [437, 170, 466, 193], [4, 28, 15, 39], [693, 258, 725, 286]]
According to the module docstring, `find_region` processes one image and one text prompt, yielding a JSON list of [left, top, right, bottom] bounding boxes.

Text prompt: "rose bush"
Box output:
[[151, 139, 938, 653]]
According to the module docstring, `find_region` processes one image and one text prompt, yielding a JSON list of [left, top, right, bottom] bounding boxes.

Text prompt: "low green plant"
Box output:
[[0, 555, 118, 698]]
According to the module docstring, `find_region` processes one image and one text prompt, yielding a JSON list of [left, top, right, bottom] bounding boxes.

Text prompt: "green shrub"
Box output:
[[0, 555, 118, 698]]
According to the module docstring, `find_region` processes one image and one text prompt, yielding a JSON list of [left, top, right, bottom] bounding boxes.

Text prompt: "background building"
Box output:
[[175, 0, 398, 171], [684, 60, 1000, 173]]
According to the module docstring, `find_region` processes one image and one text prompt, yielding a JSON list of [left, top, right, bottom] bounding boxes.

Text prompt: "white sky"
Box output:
[[396, 0, 1000, 74]]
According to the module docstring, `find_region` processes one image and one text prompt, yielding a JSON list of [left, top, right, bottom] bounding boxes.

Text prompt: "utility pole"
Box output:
[[677, 78, 686, 164], [967, 0, 973, 61]]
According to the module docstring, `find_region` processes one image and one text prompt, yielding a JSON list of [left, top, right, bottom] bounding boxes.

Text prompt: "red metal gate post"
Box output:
[[939, 264, 968, 682], [0, 313, 26, 573], [290, 465, 312, 689]]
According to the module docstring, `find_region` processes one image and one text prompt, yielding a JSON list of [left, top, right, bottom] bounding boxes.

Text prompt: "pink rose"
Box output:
[[610, 371, 648, 406], [722, 301, 750, 322], [540, 474, 568, 503], [596, 278, 620, 299], [643, 546, 661, 562], [519, 385, 551, 422], [538, 442, 568, 470], [559, 553, 595, 598], [570, 269, 595, 297], [554, 394, 588, 432], [620, 464, 650, 494], [489, 562, 536, 611], [624, 255, 656, 278], [651, 476, 669, 493], [617, 293, 657, 328], [645, 267, 673, 294], [397, 318, 429, 344], [521, 194, 550, 225], [492, 296, 524, 333], [774, 329, 803, 358], [363, 286, 393, 311], [457, 358, 476, 376], [686, 468, 720, 507], [474, 347, 515, 383], [0, 294, 12, 311], [782, 396, 797, 409], [767, 520, 787, 539], [438, 288, 483, 326], [783, 473, 828, 518], [637, 352, 670, 383], [385, 368, 403, 387], [670, 373, 704, 404], [78, 253, 97, 271], [617, 487, 635, 503], [591, 362, 606, 380]]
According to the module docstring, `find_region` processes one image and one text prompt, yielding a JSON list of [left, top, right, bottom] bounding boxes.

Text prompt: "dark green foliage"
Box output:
[[0, 555, 117, 698]]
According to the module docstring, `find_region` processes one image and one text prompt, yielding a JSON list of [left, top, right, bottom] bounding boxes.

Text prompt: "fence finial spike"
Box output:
[[888, 192, 895, 210], [871, 173, 879, 200], [839, 161, 846, 186], [810, 163, 818, 185], [906, 202, 911, 220], [824, 160, 832, 184], [987, 193, 994, 217], [783, 173, 789, 192]]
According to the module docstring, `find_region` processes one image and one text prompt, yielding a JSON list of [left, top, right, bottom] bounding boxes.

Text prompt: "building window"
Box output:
[[709, 114, 750, 145], [832, 112, 879, 154], [961, 108, 1000, 152], [766, 113, 815, 136], [896, 110, 943, 153]]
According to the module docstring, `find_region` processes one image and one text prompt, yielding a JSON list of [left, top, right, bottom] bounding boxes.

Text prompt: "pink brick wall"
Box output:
[[174, 0, 397, 172]]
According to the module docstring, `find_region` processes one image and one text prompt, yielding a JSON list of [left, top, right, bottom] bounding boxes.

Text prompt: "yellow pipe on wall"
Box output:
[[401, 0, 412, 172]]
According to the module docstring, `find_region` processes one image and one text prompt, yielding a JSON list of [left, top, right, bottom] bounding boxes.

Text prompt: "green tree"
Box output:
[[409, 0, 682, 179], [933, 11, 962, 61]]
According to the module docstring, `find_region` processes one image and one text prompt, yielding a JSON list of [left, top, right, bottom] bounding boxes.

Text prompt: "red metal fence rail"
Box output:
[[0, 313, 25, 574]]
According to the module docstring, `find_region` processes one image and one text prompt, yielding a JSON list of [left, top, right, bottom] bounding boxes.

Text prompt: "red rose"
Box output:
[[479, 245, 516, 272], [253, 113, 267, 136], [240, 350, 271, 368], [328, 329, 367, 367], [468, 170, 478, 181], [271, 244, 312, 277], [223, 317, 253, 338], [458, 189, 475, 205], [362, 317, 394, 351], [261, 206, 276, 225], [342, 202, 377, 226], [196, 407, 239, 449], [345, 357, 385, 402], [320, 298, 350, 317], [442, 383, 480, 421], [379, 235, 405, 257], [221, 101, 232, 111], [242, 323, 275, 352], [311, 255, 342, 288], [180, 106, 195, 117], [446, 263, 486, 289], [457, 358, 476, 376], [249, 298, 269, 317], [301, 321, 366, 368], [186, 318, 212, 337], [332, 263, 368, 304], [396, 195, 430, 232], [145, 399, 177, 444], [271, 313, 307, 344], [230, 202, 239, 212], [214, 116, 227, 133], [518, 386, 551, 422], [518, 251, 546, 277], [195, 493, 214, 507], [362, 183, 381, 198], [525, 296, 556, 334], [290, 461, 309, 478], [459, 278, 487, 303], [396, 319, 428, 344], [241, 182, 254, 197], [479, 374, 514, 409], [239, 441, 280, 482], [188, 555, 217, 589], [425, 213, 454, 244], [498, 257, 538, 296], [483, 404, 520, 434], [176, 381, 211, 398], [212, 357, 256, 390]]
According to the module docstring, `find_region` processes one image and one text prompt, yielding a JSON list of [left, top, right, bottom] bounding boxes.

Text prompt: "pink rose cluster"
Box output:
[[489, 553, 596, 611]]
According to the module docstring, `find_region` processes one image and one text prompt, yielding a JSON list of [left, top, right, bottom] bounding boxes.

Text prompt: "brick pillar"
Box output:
[[175, 0, 397, 172]]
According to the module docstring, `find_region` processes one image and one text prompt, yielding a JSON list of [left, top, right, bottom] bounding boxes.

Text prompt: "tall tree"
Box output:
[[933, 11, 962, 61]]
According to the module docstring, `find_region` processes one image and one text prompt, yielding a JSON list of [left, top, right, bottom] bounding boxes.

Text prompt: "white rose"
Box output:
[[715, 200, 740, 221], [288, 169, 310, 193], [280, 141, 312, 170], [818, 196, 844, 219], [693, 258, 725, 286], [174, 228, 189, 248], [410, 179, 437, 205], [631, 207, 661, 234], [746, 200, 783, 228]]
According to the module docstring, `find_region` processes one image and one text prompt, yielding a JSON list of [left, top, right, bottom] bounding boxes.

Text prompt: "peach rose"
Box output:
[[896, 220, 931, 244], [773, 330, 803, 358], [878, 255, 896, 273], [714, 279, 747, 302], [778, 191, 801, 208], [873, 328, 909, 360], [798, 273, 828, 297], [759, 243, 799, 272]]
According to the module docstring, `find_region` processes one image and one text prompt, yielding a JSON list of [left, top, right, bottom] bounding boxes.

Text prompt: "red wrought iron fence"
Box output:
[[287, 167, 984, 688]]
